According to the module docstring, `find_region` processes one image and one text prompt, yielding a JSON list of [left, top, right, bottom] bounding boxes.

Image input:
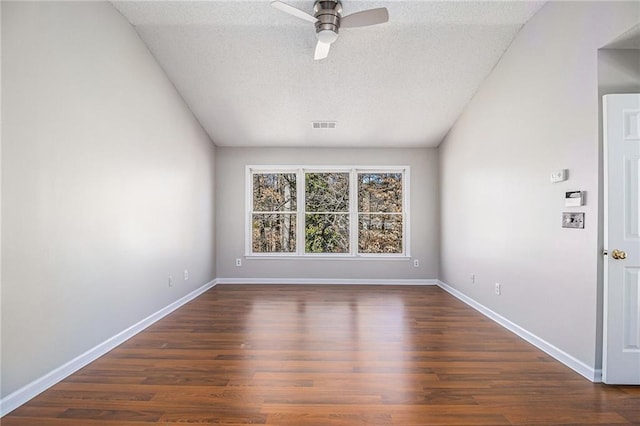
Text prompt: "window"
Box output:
[[247, 166, 409, 257], [358, 172, 404, 254], [251, 172, 296, 253], [305, 172, 350, 254]]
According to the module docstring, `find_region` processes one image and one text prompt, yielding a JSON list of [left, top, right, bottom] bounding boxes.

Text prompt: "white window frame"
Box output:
[[245, 165, 410, 259]]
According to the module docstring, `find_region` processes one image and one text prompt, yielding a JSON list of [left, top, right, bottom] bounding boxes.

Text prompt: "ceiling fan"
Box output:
[[271, 0, 389, 60]]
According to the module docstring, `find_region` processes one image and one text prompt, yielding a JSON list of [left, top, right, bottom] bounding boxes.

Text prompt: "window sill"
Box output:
[[244, 255, 412, 261]]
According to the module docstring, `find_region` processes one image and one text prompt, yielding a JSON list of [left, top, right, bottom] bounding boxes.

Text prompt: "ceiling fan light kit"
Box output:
[[271, 0, 389, 60]]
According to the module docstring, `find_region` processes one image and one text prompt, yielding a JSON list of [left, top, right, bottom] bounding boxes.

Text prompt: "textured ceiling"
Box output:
[[113, 0, 545, 147]]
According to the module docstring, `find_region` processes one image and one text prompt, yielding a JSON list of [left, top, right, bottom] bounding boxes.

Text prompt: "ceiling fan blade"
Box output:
[[271, 1, 318, 23], [340, 8, 389, 28], [314, 40, 331, 60]]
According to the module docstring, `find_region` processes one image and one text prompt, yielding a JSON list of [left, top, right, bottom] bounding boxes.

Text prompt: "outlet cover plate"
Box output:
[[551, 169, 568, 183]]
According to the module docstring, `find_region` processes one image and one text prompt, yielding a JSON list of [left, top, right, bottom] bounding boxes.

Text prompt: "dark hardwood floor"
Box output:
[[3, 284, 639, 425]]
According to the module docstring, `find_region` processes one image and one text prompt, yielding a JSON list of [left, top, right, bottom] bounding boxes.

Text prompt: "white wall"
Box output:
[[216, 147, 438, 281], [439, 1, 639, 374], [1, 1, 216, 398], [0, 0, 4, 401], [599, 49, 640, 94]]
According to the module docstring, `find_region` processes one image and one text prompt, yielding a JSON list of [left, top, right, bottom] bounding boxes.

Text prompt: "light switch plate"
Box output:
[[562, 212, 584, 228]]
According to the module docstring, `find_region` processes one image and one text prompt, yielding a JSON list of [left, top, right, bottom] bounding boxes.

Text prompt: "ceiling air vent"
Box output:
[[312, 121, 337, 129]]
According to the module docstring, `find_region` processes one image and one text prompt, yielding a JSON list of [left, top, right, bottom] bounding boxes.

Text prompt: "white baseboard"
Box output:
[[216, 278, 437, 286], [436, 280, 601, 382], [0, 279, 217, 417]]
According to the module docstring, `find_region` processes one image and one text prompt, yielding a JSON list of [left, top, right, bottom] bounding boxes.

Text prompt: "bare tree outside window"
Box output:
[[358, 173, 403, 253], [252, 173, 296, 253], [305, 173, 349, 253]]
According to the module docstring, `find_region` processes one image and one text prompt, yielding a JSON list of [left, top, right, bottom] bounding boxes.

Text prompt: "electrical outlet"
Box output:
[[184, 269, 189, 281], [495, 283, 501, 295], [413, 259, 419, 267], [168, 275, 173, 287], [235, 258, 242, 267], [470, 273, 475, 283]]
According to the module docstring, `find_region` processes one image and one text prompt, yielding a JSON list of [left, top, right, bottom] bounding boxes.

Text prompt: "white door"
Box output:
[[603, 93, 640, 384]]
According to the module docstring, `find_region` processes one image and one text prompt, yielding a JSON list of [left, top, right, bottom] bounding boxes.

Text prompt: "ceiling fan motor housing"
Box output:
[[314, 0, 341, 43]]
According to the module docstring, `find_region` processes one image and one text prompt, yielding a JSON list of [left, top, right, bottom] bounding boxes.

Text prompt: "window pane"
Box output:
[[305, 214, 349, 253], [358, 173, 402, 213], [252, 213, 296, 253], [358, 214, 402, 253], [305, 173, 349, 212], [253, 173, 296, 212]]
